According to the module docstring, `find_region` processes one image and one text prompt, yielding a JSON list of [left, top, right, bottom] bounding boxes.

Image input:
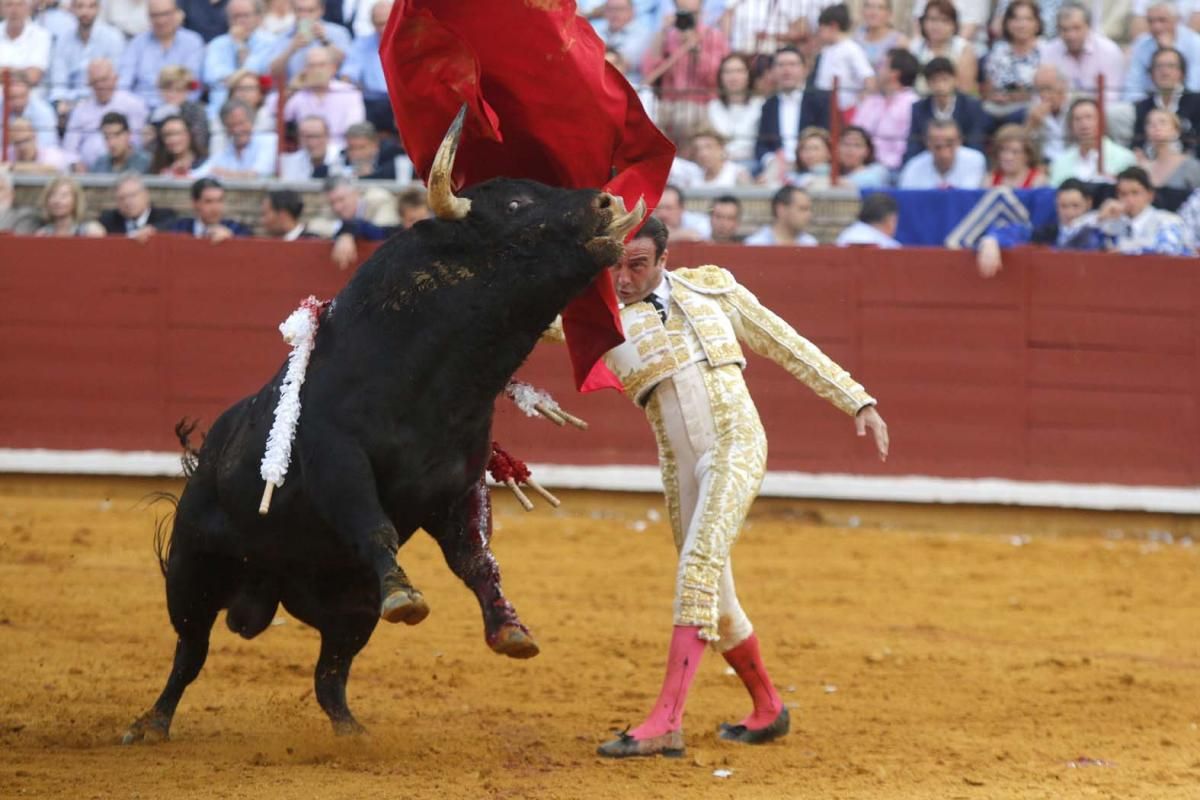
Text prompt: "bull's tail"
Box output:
[[139, 492, 178, 579], [174, 418, 203, 479]]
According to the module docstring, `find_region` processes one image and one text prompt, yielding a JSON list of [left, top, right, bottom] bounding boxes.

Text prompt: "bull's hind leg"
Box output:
[[304, 439, 428, 625], [425, 478, 538, 659], [282, 573, 378, 735], [123, 548, 234, 744]]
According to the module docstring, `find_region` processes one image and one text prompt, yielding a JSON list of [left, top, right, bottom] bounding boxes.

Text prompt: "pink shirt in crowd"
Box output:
[[283, 79, 366, 148], [1041, 32, 1125, 102], [640, 25, 729, 104], [851, 87, 919, 171]]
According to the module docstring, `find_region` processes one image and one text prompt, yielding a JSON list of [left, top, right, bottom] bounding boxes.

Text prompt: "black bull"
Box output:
[[123, 114, 646, 742]]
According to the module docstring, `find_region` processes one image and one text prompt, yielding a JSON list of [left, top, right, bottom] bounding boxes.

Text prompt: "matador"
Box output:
[[565, 216, 890, 758]]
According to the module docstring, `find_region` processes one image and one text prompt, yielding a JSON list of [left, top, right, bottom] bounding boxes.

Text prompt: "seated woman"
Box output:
[[834, 125, 890, 190], [34, 176, 104, 237], [154, 66, 211, 158], [986, 123, 1047, 188], [705, 54, 763, 168], [783, 127, 833, 190], [690, 129, 752, 188], [1136, 109, 1200, 192], [908, 0, 978, 95], [150, 115, 208, 178], [1094, 166, 1195, 256], [980, 0, 1046, 121]]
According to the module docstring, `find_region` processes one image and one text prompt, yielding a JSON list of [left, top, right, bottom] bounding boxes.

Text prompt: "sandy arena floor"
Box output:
[[1, 476, 1198, 799]]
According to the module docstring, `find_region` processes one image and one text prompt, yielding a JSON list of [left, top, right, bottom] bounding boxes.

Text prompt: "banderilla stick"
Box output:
[[258, 481, 276, 515], [504, 478, 534, 511], [534, 403, 566, 426], [524, 477, 561, 507]]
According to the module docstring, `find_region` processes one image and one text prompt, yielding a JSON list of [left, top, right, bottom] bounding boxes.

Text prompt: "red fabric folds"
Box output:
[[380, 0, 675, 392]]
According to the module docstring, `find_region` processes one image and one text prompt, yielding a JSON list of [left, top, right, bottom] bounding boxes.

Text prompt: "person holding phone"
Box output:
[[640, 0, 730, 142]]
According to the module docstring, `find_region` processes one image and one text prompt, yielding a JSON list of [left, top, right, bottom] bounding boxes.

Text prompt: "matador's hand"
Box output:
[[855, 406, 889, 462]]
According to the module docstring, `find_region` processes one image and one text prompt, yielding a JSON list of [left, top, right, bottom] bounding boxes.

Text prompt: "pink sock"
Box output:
[[628, 625, 706, 740], [722, 633, 783, 729]]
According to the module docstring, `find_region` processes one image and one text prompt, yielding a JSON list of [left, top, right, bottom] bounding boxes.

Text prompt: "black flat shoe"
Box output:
[[597, 729, 685, 758], [717, 706, 790, 744]]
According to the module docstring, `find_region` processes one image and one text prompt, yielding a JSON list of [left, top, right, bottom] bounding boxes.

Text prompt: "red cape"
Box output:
[[380, 0, 674, 391]]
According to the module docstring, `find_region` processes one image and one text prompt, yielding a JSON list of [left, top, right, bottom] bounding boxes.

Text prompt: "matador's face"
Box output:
[[610, 237, 665, 306]]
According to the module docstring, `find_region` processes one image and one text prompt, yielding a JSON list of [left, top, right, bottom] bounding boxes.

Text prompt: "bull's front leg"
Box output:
[[425, 477, 539, 659]]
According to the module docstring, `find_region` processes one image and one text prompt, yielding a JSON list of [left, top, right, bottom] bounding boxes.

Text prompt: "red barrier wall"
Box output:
[[2, 236, 1198, 487]]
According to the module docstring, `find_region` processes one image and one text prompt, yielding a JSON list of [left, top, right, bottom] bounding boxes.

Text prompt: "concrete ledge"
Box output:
[[2, 449, 1197, 514]]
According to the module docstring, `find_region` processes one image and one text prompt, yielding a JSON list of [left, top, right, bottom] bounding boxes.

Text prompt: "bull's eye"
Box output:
[[507, 200, 522, 213]]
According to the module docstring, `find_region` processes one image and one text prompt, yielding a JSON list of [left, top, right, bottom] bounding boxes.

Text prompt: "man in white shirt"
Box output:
[[0, 0, 52, 87], [279, 114, 344, 180], [1025, 63, 1073, 162], [837, 193, 901, 248], [47, 0, 127, 111], [753, 46, 831, 169], [653, 184, 711, 241], [744, 185, 819, 246], [897, 119, 987, 189], [200, 99, 278, 178]]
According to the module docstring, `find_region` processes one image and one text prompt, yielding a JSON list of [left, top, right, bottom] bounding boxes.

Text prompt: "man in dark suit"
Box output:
[[166, 178, 253, 242], [98, 173, 178, 241], [753, 46, 831, 170], [904, 57, 989, 164], [1131, 46, 1200, 153]]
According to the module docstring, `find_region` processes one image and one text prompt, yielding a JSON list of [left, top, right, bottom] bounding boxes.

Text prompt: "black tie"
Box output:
[[646, 293, 667, 323]]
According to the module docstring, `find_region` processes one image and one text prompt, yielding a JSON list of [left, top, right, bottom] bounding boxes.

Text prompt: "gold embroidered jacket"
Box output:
[[601, 265, 874, 414]]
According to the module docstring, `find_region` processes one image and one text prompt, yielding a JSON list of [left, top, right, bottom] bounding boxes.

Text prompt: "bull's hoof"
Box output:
[[380, 588, 430, 625], [488, 623, 540, 659], [121, 711, 171, 745], [332, 717, 367, 737]]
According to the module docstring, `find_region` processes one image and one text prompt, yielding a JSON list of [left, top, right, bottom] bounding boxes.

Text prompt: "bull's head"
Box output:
[[426, 105, 647, 274]]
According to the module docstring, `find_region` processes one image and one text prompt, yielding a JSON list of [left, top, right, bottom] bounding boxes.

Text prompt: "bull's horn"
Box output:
[[429, 104, 472, 221], [606, 196, 647, 240]]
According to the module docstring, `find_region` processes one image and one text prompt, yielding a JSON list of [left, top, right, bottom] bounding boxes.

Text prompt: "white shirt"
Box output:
[[777, 89, 803, 160], [0, 20, 52, 72], [744, 225, 818, 246], [836, 220, 900, 248], [706, 96, 765, 163], [696, 161, 749, 189], [814, 37, 874, 110], [125, 208, 151, 234], [278, 144, 344, 181], [668, 157, 704, 188], [897, 147, 988, 189], [282, 223, 307, 241]]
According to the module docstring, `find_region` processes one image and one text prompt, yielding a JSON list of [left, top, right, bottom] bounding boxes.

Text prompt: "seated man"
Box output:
[[62, 58, 149, 169], [836, 193, 901, 248], [708, 195, 744, 244], [744, 185, 818, 246], [323, 175, 397, 268], [90, 111, 152, 173], [341, 121, 401, 180], [904, 58, 988, 164], [1132, 46, 1200, 152], [201, 0, 279, 110], [202, 99, 278, 179], [1, 74, 59, 150], [282, 45, 365, 148], [396, 184, 430, 228], [260, 0, 352, 82], [0, 168, 41, 233], [340, 0, 395, 133], [1094, 165, 1195, 255], [653, 184, 710, 242], [279, 115, 343, 181], [897, 119, 987, 190], [98, 172, 178, 239], [260, 188, 319, 239], [166, 177, 252, 241], [1048, 97, 1137, 185], [7, 117, 72, 174]]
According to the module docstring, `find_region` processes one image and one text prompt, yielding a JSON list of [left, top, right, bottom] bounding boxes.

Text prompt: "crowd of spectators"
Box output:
[[2, 0, 1200, 259]]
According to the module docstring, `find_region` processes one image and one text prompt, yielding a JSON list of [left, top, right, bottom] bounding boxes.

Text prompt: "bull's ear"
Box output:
[[429, 104, 472, 221]]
